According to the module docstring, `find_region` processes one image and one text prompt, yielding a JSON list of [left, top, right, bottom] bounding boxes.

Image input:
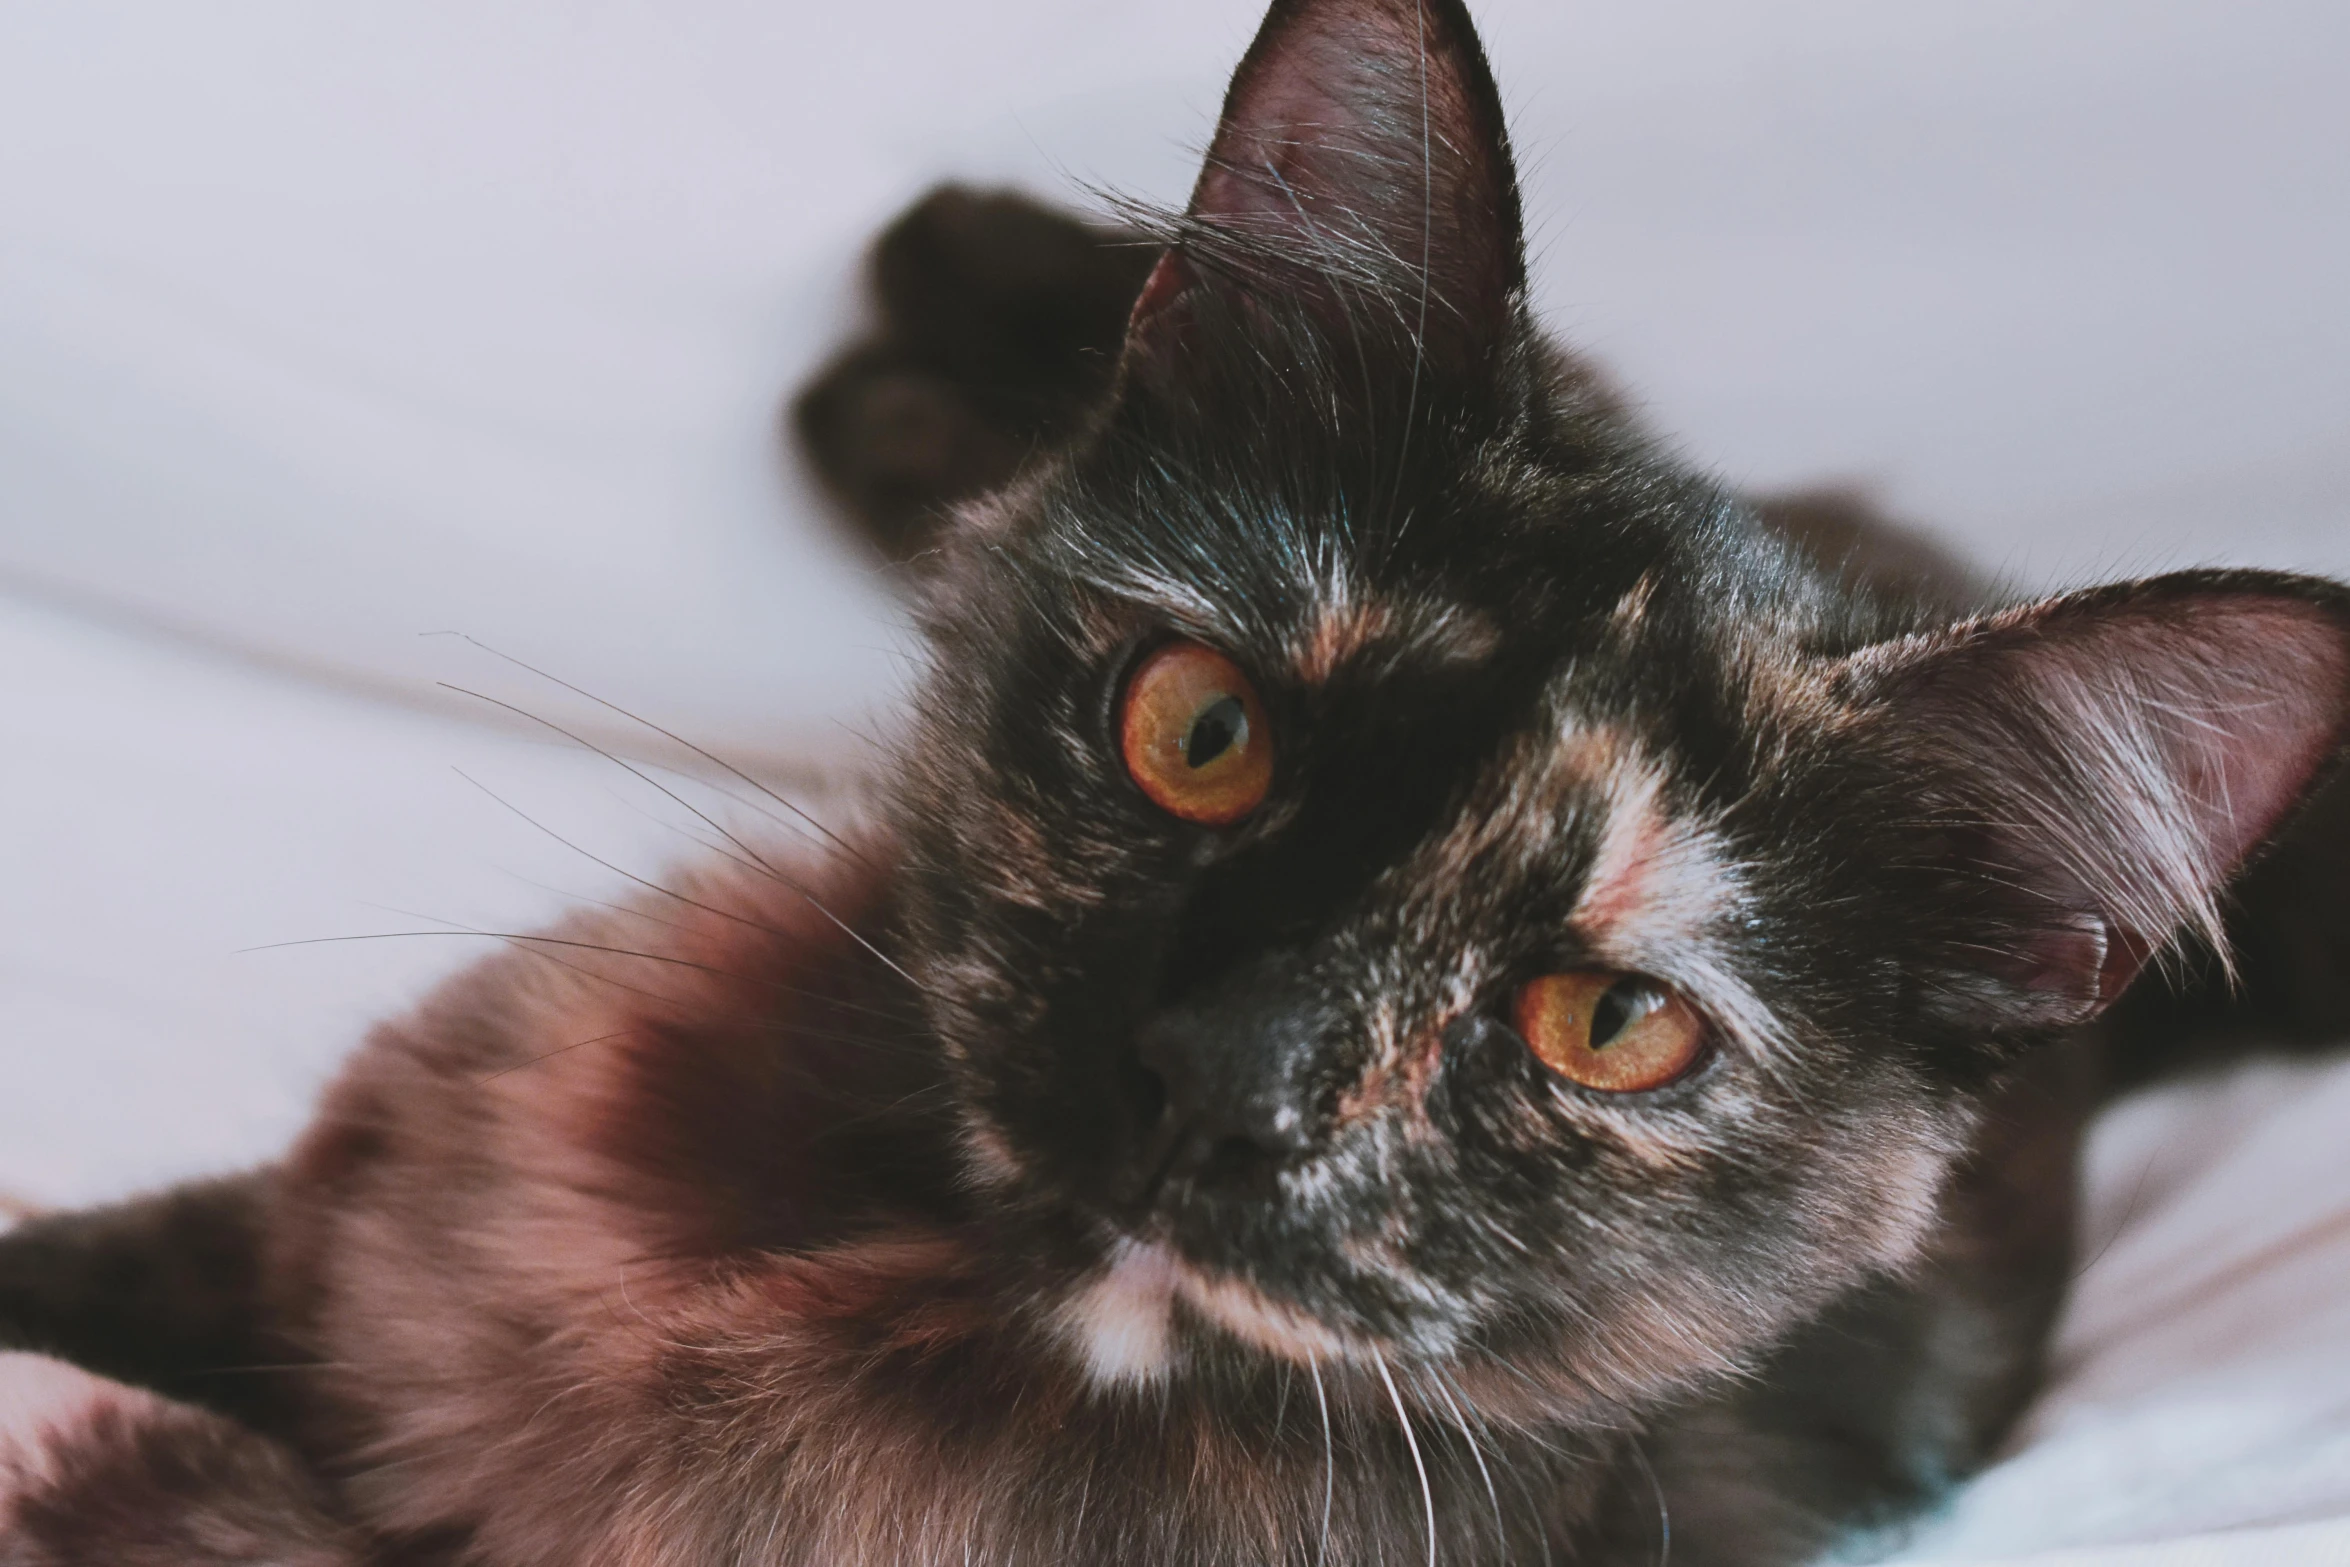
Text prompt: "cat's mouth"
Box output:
[[1052, 1236, 1372, 1386]]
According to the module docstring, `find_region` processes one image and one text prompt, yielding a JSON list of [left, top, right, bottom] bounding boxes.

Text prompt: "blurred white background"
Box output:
[[0, 0, 2344, 1198]]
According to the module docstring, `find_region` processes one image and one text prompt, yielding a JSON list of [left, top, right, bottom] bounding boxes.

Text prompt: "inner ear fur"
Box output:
[[1847, 571, 2350, 1026], [1123, 0, 1526, 384]]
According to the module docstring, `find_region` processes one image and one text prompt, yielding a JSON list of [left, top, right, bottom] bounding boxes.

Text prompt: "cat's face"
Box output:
[[893, 333, 1973, 1411], [887, 0, 2350, 1417]]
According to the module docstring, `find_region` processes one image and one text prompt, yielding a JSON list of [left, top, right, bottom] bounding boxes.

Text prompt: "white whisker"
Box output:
[[1309, 1353, 1335, 1567], [1376, 1352, 1437, 1567], [1430, 1367, 1502, 1550]]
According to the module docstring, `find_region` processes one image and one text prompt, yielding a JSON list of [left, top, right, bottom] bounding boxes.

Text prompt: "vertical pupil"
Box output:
[[1589, 981, 1642, 1050], [1184, 695, 1246, 768]]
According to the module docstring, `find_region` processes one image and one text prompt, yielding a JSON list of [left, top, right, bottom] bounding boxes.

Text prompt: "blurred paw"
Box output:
[[0, 1353, 361, 1564], [794, 184, 1155, 563], [0, 1352, 164, 1509]]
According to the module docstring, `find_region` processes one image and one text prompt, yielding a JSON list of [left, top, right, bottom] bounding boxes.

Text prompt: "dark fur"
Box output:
[[0, 1177, 298, 1436], [794, 186, 1157, 562], [9, 1, 2350, 1563], [1, 1386, 361, 1567], [794, 181, 2347, 1092]]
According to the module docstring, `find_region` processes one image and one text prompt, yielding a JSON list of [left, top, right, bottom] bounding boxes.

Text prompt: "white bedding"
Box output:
[[1882, 1055, 2350, 1564], [2, 2, 2347, 1560]]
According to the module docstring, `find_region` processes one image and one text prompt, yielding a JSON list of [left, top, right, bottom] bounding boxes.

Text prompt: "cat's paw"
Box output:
[[793, 184, 1154, 562], [0, 1352, 362, 1565], [0, 1352, 160, 1507]]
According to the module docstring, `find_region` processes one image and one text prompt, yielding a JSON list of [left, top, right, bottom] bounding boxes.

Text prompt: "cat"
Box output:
[[6, 0, 2350, 1562]]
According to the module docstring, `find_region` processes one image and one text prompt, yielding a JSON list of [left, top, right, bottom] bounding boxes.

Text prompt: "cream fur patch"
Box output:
[[1058, 1239, 1180, 1386], [1058, 1239, 1367, 1387]]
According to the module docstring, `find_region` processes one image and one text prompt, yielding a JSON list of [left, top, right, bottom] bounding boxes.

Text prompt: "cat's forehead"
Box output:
[[1059, 530, 1615, 687], [1288, 584, 1503, 683]]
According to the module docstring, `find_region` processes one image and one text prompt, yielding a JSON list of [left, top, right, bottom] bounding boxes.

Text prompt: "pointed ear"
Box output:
[[1848, 573, 2350, 1029], [1126, 0, 1525, 378]]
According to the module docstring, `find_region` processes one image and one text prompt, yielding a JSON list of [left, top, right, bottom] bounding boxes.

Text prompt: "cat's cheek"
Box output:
[[1860, 1120, 1975, 1271], [1806, 1103, 1975, 1280], [1171, 1257, 1364, 1365], [958, 1112, 1026, 1190]]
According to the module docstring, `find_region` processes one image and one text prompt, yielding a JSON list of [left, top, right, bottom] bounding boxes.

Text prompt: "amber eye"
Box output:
[[1118, 641, 1274, 825], [1512, 971, 1706, 1093]]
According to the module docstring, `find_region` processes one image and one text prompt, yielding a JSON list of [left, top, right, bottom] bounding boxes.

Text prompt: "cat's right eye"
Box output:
[[1118, 640, 1274, 825], [1513, 971, 1706, 1093]]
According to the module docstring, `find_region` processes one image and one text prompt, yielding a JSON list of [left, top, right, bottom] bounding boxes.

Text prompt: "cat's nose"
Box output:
[[1129, 974, 1334, 1196]]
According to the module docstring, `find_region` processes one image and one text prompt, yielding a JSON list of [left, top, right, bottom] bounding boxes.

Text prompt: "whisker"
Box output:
[[1375, 1352, 1437, 1567], [1308, 1353, 1336, 1567], [814, 1079, 958, 1134], [473, 871, 808, 978], [440, 686, 934, 1002], [1627, 1433, 1671, 1567], [476, 1030, 635, 1085], [1429, 1367, 1502, 1551], [1444, 1366, 1557, 1567], [428, 631, 877, 872], [370, 886, 931, 1053], [238, 930, 896, 1029], [245, 921, 702, 1012], [2072, 1147, 2161, 1285], [634, 758, 858, 863], [442, 686, 800, 878], [456, 769, 823, 951], [241, 927, 740, 974], [601, 784, 781, 874]]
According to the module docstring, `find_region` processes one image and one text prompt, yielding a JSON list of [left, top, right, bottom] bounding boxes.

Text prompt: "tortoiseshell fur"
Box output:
[[7, 3, 2350, 1563]]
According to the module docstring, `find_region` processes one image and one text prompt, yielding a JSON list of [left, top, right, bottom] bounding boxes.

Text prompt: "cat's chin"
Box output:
[[1052, 1236, 1388, 1388]]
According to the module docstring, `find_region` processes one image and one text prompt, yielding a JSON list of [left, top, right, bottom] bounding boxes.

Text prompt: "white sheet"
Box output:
[[1882, 1055, 2350, 1564], [0, 596, 860, 1205]]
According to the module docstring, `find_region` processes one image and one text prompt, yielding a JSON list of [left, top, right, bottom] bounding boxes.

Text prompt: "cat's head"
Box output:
[[886, 0, 2350, 1415]]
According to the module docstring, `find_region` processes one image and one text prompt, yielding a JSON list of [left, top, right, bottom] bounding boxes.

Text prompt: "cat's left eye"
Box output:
[[1513, 971, 1706, 1093], [1118, 640, 1274, 825]]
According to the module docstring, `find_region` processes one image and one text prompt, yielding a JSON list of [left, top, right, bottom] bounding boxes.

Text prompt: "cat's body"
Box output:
[[0, 826, 2084, 1567], [7, 2, 2350, 1564]]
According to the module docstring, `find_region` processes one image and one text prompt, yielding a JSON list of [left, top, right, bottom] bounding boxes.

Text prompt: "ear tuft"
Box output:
[[1853, 573, 2350, 1027]]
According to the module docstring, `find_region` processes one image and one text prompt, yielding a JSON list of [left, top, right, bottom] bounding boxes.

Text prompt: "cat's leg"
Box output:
[[0, 1173, 302, 1435], [0, 1352, 365, 1565], [793, 185, 1156, 561], [1747, 486, 1984, 609]]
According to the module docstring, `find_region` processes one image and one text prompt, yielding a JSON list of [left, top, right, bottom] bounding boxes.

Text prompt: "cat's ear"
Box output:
[[1125, 0, 1526, 380], [1845, 573, 2350, 1029]]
